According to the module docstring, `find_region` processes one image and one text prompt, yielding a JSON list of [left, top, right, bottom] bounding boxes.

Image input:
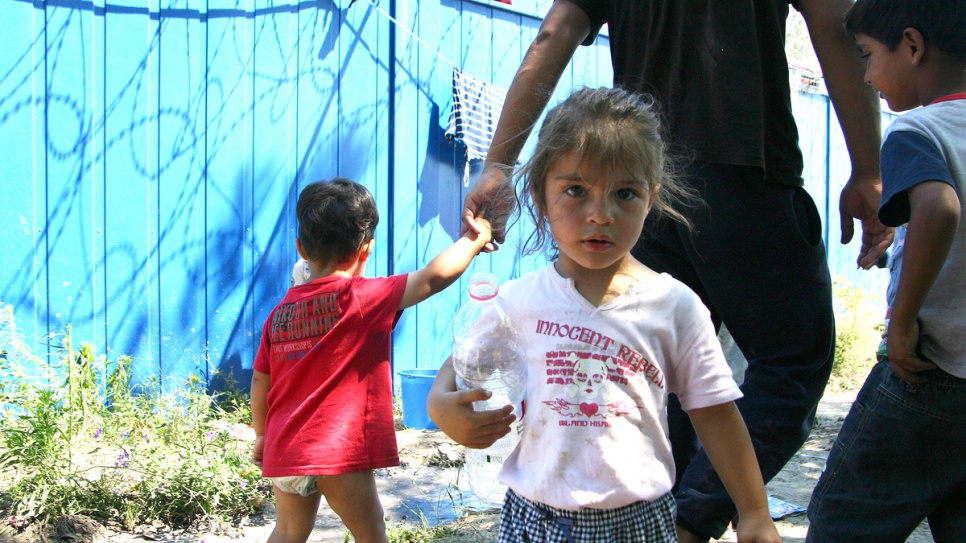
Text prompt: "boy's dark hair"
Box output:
[[845, 0, 966, 61], [296, 178, 378, 265]]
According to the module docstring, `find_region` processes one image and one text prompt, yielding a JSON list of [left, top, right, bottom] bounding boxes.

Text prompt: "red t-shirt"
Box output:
[[254, 274, 408, 476]]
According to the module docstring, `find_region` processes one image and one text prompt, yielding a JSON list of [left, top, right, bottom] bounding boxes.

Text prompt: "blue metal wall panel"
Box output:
[[0, 0, 891, 391], [204, 0, 256, 381], [455, 0, 491, 292], [823, 103, 889, 305], [388, 0, 420, 374], [340, 0, 388, 277], [408, 0, 461, 373], [363, 2, 392, 278], [43, 5, 105, 357], [248, 0, 299, 387], [103, 0, 162, 383], [0, 0, 48, 349], [485, 8, 527, 284], [387, 0, 594, 376], [794, 90, 831, 233], [295, 4, 340, 186], [157, 0, 209, 388], [594, 36, 613, 91], [0, 0, 394, 388], [434, 0, 490, 367]]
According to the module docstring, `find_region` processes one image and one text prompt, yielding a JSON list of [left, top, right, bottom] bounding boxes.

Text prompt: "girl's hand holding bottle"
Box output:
[[427, 359, 516, 449]]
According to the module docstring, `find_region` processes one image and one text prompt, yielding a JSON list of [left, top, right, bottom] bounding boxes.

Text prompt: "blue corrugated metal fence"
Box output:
[[0, 0, 891, 391]]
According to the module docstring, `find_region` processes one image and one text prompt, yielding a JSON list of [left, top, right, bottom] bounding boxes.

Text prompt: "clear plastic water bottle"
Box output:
[[451, 272, 526, 507], [462, 429, 521, 506]]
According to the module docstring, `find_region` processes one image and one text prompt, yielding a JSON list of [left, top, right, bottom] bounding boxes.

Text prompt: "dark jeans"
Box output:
[[633, 163, 835, 539], [807, 361, 966, 543]]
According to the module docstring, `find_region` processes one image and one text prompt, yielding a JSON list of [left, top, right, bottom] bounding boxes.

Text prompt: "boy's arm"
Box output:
[[688, 402, 781, 543], [888, 181, 960, 384], [250, 370, 271, 467], [399, 220, 492, 310], [799, 0, 894, 269], [427, 358, 515, 448]]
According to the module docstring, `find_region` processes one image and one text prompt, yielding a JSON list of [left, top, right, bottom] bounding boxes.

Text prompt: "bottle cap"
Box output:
[[468, 272, 498, 301]]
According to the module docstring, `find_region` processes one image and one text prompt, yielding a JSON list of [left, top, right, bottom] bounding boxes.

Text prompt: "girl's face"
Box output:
[[542, 151, 654, 280]]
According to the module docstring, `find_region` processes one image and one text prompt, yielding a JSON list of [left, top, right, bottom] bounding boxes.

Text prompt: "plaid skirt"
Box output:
[[498, 488, 677, 543]]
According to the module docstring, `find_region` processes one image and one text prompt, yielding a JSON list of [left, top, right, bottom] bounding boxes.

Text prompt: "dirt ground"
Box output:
[[5, 392, 933, 543]]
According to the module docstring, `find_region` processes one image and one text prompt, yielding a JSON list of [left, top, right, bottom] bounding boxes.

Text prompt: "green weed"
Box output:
[[387, 522, 458, 542], [829, 279, 883, 392], [0, 303, 270, 534]]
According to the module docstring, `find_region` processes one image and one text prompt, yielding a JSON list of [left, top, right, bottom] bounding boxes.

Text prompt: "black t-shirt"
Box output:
[[572, 0, 804, 186]]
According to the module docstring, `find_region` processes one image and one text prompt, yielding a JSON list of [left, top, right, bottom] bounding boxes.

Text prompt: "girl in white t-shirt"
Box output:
[[428, 87, 779, 543]]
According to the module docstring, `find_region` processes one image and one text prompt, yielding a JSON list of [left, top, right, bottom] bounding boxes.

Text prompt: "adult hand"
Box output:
[[886, 318, 937, 385], [839, 174, 894, 269], [462, 163, 517, 252]]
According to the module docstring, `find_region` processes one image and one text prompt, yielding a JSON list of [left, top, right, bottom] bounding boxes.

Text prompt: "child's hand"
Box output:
[[462, 165, 515, 251], [469, 217, 494, 249], [431, 388, 515, 448], [427, 360, 515, 448], [887, 318, 937, 385], [734, 508, 781, 543], [252, 435, 265, 467]]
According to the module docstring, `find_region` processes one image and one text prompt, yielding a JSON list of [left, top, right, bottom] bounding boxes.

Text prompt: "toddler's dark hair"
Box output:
[[845, 0, 966, 61], [296, 178, 378, 265], [516, 86, 694, 255]]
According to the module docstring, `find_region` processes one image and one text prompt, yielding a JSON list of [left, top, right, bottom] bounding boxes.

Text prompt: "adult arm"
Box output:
[[688, 402, 781, 543], [887, 181, 959, 384], [250, 369, 271, 467], [426, 358, 516, 448], [799, 0, 893, 268], [463, 0, 591, 246]]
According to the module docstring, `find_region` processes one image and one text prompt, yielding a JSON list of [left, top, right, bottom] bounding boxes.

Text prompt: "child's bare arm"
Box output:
[[399, 220, 493, 310], [888, 181, 960, 384], [250, 370, 271, 467], [688, 402, 781, 543], [427, 358, 515, 448]]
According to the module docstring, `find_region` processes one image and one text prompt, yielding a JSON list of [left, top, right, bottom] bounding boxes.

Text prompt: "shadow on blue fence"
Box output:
[[0, 0, 394, 393]]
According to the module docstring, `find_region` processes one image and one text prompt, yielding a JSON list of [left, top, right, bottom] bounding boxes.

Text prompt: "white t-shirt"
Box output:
[[499, 265, 742, 510], [879, 97, 966, 376], [291, 259, 311, 287]]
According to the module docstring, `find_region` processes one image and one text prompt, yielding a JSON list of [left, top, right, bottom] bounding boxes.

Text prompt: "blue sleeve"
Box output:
[[879, 130, 956, 227], [568, 0, 605, 46]]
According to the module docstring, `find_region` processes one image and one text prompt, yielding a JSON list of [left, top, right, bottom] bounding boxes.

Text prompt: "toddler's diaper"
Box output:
[[271, 475, 324, 497]]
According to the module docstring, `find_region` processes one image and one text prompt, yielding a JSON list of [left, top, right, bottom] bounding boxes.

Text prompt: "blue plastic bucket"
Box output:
[[399, 368, 439, 430]]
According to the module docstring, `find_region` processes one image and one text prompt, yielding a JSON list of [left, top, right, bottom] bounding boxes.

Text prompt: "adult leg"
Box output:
[[928, 484, 966, 543], [807, 362, 966, 542], [635, 164, 835, 540], [269, 485, 323, 543], [317, 471, 389, 543]]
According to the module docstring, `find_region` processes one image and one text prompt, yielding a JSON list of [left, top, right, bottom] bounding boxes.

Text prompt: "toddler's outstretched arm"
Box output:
[[427, 358, 516, 449], [687, 402, 781, 543], [400, 221, 492, 310]]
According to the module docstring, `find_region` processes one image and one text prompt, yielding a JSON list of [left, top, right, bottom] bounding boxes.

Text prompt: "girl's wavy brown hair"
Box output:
[[514, 86, 695, 256]]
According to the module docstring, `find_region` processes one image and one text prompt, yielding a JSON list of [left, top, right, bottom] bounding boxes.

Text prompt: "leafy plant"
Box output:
[[387, 522, 458, 542], [829, 279, 884, 392], [0, 303, 270, 533]]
